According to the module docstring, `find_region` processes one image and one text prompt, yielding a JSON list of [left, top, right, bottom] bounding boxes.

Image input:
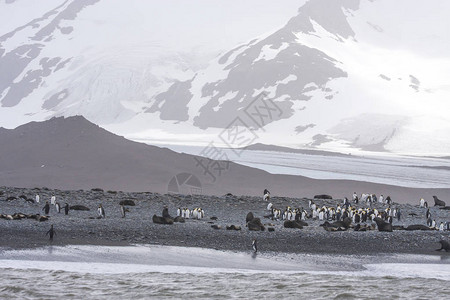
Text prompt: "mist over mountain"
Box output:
[[1, 0, 449, 155]]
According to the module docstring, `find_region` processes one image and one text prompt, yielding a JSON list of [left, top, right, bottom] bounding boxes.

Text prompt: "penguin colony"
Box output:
[[1, 189, 449, 248]]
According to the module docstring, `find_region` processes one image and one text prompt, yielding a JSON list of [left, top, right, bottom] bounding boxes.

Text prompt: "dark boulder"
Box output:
[[433, 196, 446, 207], [373, 217, 393, 232], [314, 194, 333, 200], [119, 199, 136, 206], [91, 188, 104, 192], [268, 227, 275, 232], [152, 214, 174, 225], [70, 205, 90, 211]]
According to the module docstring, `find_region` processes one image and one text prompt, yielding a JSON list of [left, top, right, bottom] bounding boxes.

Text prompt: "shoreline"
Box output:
[[1, 187, 449, 256]]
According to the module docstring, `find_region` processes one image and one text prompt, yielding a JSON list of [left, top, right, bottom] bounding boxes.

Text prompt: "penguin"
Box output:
[[263, 189, 270, 196], [439, 222, 444, 231], [120, 204, 126, 218], [427, 217, 432, 227], [35, 194, 40, 204], [64, 203, 69, 215], [431, 219, 436, 228], [419, 198, 425, 208], [55, 202, 61, 213], [426, 208, 431, 219], [98, 204, 105, 218], [42, 201, 50, 215], [177, 207, 181, 217], [50, 195, 56, 205], [267, 202, 273, 211], [252, 239, 257, 253], [46, 224, 56, 241]]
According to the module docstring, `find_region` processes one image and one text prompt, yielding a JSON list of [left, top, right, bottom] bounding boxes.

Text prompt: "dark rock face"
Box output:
[[314, 194, 333, 200], [70, 205, 90, 211], [373, 217, 393, 232], [405, 224, 434, 231], [152, 214, 174, 225], [119, 199, 136, 206], [284, 220, 303, 229], [433, 196, 446, 207], [247, 218, 265, 231], [246, 212, 254, 223]]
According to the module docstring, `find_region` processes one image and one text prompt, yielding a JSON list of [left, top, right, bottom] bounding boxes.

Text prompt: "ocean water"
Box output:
[[162, 145, 450, 188], [0, 245, 449, 299]]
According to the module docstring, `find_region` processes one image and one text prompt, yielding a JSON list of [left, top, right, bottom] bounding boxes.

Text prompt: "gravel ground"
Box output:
[[1, 187, 449, 255]]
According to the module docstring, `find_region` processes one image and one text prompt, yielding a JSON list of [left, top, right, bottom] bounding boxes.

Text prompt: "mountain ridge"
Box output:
[[1, 116, 449, 203]]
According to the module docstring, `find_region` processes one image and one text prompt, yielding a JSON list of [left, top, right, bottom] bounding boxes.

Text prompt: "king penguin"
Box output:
[[64, 203, 69, 215], [98, 204, 105, 218], [55, 202, 61, 213], [252, 239, 257, 253]]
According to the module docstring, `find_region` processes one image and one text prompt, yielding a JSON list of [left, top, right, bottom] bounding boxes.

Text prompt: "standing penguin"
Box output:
[[50, 195, 56, 205], [55, 202, 61, 213], [426, 208, 431, 219], [120, 204, 126, 218], [42, 201, 50, 215], [46, 225, 56, 241], [252, 239, 257, 253], [98, 204, 105, 218], [35, 194, 40, 204], [64, 203, 69, 215]]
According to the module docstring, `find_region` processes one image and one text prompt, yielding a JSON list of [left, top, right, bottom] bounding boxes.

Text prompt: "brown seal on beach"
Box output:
[[435, 240, 450, 252], [433, 196, 446, 207], [374, 217, 393, 232]]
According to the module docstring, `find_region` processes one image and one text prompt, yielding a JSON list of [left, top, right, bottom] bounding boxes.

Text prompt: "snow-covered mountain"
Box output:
[[1, 0, 450, 156]]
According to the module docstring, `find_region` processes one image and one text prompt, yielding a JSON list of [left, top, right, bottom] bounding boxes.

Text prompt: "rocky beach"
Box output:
[[1, 186, 449, 255]]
